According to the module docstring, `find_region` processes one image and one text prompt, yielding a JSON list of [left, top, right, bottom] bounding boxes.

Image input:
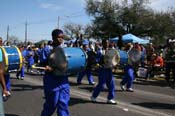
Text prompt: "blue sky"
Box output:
[[0, 0, 175, 42]]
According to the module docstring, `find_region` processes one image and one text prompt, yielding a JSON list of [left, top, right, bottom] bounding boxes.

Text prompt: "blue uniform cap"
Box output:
[[82, 39, 89, 45]]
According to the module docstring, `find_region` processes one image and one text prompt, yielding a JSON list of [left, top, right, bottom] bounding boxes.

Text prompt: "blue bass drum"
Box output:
[[118, 50, 128, 65], [0, 46, 23, 72], [64, 47, 87, 74], [48, 47, 87, 76]]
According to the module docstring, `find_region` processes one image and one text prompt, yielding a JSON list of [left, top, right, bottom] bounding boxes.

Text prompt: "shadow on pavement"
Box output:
[[69, 97, 92, 106], [133, 79, 170, 88], [79, 86, 124, 92], [69, 82, 80, 86], [5, 114, 19, 116], [78, 86, 94, 92], [11, 84, 43, 91], [69, 97, 115, 106], [132, 102, 175, 110]]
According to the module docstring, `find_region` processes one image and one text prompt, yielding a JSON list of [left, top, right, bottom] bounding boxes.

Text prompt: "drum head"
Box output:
[[0, 46, 23, 72], [48, 47, 67, 75], [128, 48, 141, 64], [104, 49, 119, 68]]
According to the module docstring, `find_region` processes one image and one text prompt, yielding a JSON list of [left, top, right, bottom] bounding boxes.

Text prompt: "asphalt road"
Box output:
[[3, 72, 175, 116]]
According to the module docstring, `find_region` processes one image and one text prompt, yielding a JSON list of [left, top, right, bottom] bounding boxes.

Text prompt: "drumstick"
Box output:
[[32, 65, 46, 70]]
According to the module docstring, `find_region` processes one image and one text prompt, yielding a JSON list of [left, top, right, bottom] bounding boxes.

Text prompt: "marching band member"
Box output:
[[26, 47, 34, 73], [91, 39, 117, 104], [4, 73, 11, 95], [0, 38, 11, 96], [0, 37, 11, 100], [41, 29, 70, 116], [120, 62, 135, 92], [164, 39, 175, 85], [0, 38, 10, 116], [77, 39, 96, 85], [40, 42, 52, 66], [117, 34, 124, 50], [16, 45, 27, 79], [39, 42, 52, 75], [120, 47, 142, 92]]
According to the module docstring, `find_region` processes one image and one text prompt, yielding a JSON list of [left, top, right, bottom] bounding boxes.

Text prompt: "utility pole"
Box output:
[[58, 16, 60, 29], [25, 21, 27, 45], [7, 25, 9, 42]]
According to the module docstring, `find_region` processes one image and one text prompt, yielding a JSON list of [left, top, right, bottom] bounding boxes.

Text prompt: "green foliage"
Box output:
[[86, 0, 123, 39], [85, 0, 175, 46]]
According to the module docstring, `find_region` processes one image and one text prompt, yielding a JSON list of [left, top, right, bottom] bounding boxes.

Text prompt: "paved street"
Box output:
[[3, 72, 175, 116]]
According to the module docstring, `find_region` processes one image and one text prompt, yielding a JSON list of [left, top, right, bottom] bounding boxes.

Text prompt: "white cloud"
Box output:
[[150, 0, 175, 11], [40, 3, 62, 11]]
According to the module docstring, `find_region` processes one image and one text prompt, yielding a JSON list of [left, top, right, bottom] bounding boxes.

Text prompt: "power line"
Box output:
[[1, 12, 88, 42], [3, 14, 86, 30], [28, 18, 56, 25]]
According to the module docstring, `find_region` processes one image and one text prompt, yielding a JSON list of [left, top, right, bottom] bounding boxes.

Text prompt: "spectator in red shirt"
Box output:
[[149, 53, 164, 77], [151, 54, 164, 67]]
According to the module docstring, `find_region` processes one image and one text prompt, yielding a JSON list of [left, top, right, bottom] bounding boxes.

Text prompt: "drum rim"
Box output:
[[0, 46, 8, 72]]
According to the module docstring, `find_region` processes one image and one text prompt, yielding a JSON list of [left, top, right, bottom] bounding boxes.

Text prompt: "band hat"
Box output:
[[82, 39, 89, 45]]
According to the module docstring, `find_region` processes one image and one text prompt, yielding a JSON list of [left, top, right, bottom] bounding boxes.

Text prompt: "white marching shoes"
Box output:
[[120, 83, 134, 92], [120, 83, 126, 91], [107, 99, 117, 104], [126, 88, 134, 92], [90, 96, 117, 105]]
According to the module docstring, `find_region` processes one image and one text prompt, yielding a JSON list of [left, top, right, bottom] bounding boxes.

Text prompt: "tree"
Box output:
[[119, 0, 152, 35], [151, 11, 175, 44], [63, 23, 84, 39], [85, 0, 175, 45], [84, 24, 94, 38], [86, 0, 123, 39], [5, 36, 21, 45]]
